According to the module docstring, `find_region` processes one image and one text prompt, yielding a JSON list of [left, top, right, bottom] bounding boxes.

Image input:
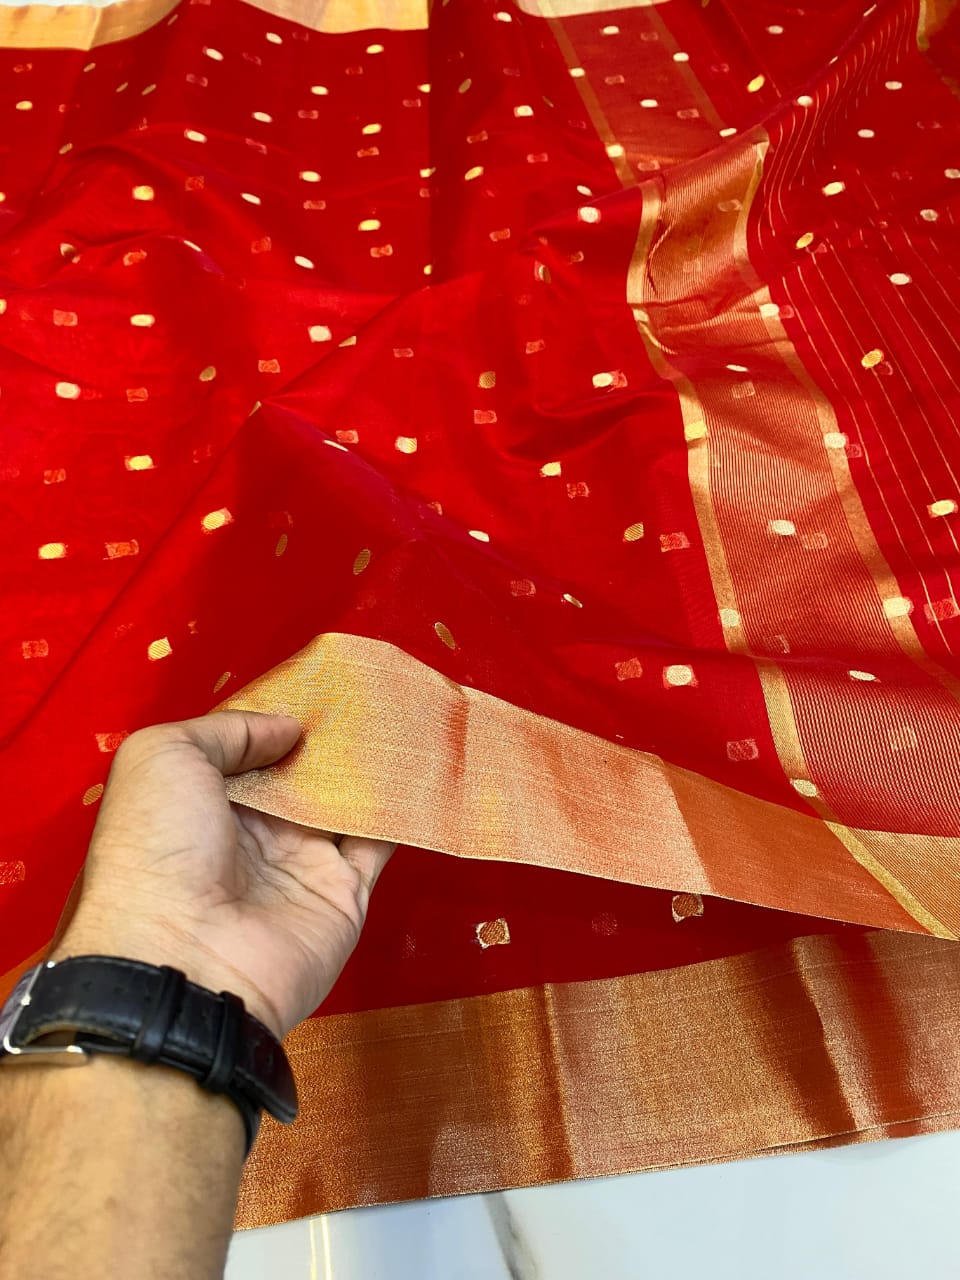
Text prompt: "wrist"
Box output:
[[49, 910, 285, 1041]]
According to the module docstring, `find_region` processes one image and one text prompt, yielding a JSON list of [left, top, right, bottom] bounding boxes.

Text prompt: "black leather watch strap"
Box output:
[[5, 956, 298, 1154]]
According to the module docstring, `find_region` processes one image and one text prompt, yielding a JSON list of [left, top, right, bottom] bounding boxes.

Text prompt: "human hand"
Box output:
[[51, 712, 394, 1039]]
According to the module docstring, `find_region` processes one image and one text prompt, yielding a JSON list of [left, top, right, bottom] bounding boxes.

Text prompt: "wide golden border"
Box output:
[[0, 0, 427, 51], [236, 928, 960, 1227], [0, 0, 178, 49], [221, 632, 936, 934]]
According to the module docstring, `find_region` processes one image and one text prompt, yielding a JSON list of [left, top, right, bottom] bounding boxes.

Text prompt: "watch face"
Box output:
[[0, 968, 38, 1053]]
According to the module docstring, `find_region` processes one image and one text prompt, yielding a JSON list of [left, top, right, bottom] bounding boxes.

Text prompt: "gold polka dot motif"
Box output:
[[201, 508, 232, 532], [147, 637, 172, 661], [476, 918, 510, 948], [791, 778, 818, 798], [929, 499, 957, 517], [353, 548, 372, 574], [615, 657, 643, 681], [434, 622, 456, 649], [671, 892, 704, 922], [665, 664, 695, 687], [104, 540, 139, 559]]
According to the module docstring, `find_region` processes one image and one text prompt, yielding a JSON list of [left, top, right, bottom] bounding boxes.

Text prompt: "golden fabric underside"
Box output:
[[0, 0, 428, 50], [222, 632, 939, 935]]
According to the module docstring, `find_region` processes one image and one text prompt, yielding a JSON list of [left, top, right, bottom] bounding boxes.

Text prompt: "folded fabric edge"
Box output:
[[219, 630, 942, 936], [0, 0, 427, 51]]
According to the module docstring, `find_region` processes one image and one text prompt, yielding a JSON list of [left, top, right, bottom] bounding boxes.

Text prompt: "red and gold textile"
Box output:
[[2, 0, 960, 1229]]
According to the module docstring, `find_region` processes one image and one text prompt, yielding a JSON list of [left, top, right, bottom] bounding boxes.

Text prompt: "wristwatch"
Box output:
[[0, 956, 299, 1156]]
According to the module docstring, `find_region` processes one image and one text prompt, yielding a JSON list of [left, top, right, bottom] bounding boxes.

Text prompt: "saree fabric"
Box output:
[[3, 0, 960, 1229]]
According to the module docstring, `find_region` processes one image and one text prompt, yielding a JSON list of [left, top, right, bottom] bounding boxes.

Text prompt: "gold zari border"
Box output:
[[222, 632, 934, 935], [236, 928, 960, 1227], [0, 0, 427, 51]]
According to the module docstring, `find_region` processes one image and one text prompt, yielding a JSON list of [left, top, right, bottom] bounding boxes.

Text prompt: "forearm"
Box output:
[[0, 1052, 244, 1280], [0, 711, 391, 1280]]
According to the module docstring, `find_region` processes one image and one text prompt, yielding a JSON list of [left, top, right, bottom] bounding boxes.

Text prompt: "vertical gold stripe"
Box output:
[[733, 178, 960, 706], [624, 147, 952, 931], [628, 177, 743, 642], [534, 0, 638, 187], [521, 4, 955, 933]]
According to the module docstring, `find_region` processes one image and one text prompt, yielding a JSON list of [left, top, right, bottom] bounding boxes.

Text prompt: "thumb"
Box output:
[[173, 710, 302, 777]]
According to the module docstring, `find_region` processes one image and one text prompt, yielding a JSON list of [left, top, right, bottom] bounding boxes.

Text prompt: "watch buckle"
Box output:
[[0, 961, 90, 1065]]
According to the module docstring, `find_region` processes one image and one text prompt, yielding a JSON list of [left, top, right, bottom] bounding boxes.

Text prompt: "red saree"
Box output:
[[3, 0, 960, 1230]]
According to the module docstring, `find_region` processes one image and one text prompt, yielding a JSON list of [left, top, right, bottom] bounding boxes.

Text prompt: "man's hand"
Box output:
[[0, 712, 393, 1280], [52, 711, 395, 1039]]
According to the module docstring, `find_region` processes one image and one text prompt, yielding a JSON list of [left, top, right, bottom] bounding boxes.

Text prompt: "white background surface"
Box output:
[[225, 1129, 960, 1278]]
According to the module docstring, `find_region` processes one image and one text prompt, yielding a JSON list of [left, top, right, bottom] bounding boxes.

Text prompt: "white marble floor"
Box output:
[[226, 1128, 960, 1278]]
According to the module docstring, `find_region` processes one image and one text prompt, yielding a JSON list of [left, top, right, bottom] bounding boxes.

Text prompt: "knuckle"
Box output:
[[114, 721, 184, 763]]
